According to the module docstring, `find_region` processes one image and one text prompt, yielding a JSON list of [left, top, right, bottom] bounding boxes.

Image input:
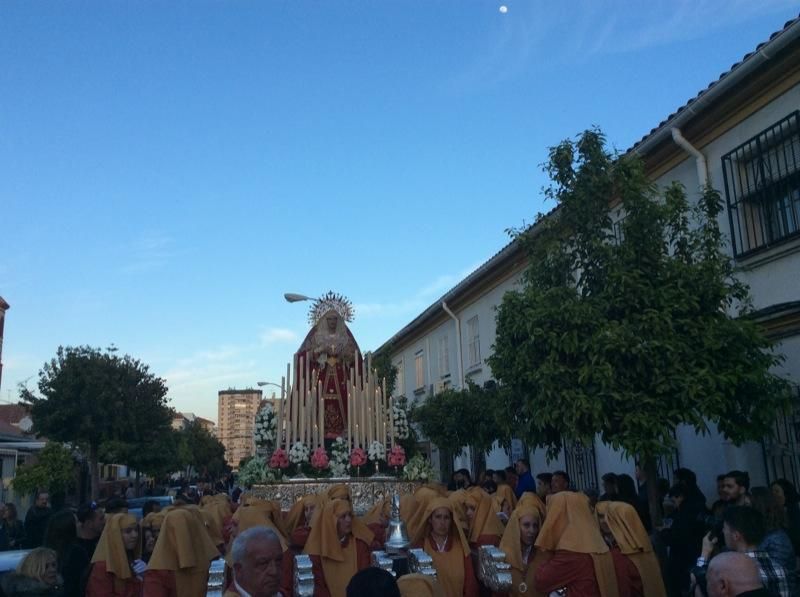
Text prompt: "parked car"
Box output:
[[127, 495, 174, 520], [0, 549, 30, 578]]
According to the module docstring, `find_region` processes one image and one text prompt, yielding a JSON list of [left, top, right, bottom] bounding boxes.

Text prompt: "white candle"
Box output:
[[293, 354, 300, 446], [347, 384, 352, 447], [318, 380, 324, 445], [299, 356, 306, 445], [389, 394, 394, 447]]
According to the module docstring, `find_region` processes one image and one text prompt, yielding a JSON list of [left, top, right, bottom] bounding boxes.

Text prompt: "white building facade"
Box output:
[[379, 16, 800, 502]]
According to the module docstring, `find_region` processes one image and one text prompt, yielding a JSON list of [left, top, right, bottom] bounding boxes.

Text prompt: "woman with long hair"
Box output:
[[596, 501, 666, 597], [86, 513, 144, 597], [304, 499, 373, 597], [751, 486, 797, 584], [498, 505, 546, 596], [1, 547, 63, 596], [412, 497, 478, 597], [771, 478, 800, 556]]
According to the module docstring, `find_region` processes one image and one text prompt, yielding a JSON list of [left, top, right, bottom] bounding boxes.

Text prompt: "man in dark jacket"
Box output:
[[23, 491, 52, 549], [514, 459, 535, 498], [661, 484, 707, 596]]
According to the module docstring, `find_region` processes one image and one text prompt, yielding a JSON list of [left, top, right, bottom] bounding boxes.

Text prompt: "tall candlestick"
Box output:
[[299, 356, 306, 445], [376, 387, 381, 445], [367, 403, 372, 446], [286, 383, 293, 449], [318, 381, 324, 445], [347, 385, 352, 447], [310, 386, 316, 447], [366, 354, 373, 445], [293, 354, 299, 446], [389, 394, 394, 447]]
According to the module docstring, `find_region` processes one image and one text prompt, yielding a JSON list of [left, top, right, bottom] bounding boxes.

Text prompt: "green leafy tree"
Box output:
[[371, 346, 398, 398], [21, 346, 170, 499], [489, 129, 789, 523], [12, 442, 77, 499], [410, 382, 506, 469], [103, 427, 182, 490], [178, 421, 227, 480]]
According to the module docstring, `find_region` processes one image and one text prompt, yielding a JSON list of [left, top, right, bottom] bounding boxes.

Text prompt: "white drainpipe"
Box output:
[[442, 302, 464, 389], [671, 127, 709, 189]]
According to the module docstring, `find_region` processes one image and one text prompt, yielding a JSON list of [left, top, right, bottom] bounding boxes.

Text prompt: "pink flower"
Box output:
[[388, 445, 406, 467], [311, 447, 329, 470], [349, 448, 367, 467], [269, 449, 289, 469]]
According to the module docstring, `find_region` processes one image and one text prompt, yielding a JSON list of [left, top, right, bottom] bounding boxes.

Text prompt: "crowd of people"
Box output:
[[0, 463, 796, 596]]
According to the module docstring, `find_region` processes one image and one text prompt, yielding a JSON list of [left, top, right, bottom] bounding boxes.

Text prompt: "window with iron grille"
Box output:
[[438, 335, 450, 376], [394, 358, 405, 397], [414, 351, 425, 390], [467, 316, 481, 367], [722, 111, 800, 257]]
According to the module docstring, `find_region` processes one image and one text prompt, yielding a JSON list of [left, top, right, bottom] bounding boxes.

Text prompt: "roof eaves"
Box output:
[[629, 13, 800, 157], [376, 209, 557, 354]]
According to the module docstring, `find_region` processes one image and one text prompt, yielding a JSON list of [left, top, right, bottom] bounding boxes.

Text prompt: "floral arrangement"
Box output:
[[349, 447, 367, 467], [310, 447, 330, 470], [368, 440, 386, 462], [391, 403, 410, 440], [388, 445, 406, 468], [254, 404, 277, 448], [288, 441, 310, 465], [237, 457, 281, 487], [402, 453, 435, 482], [268, 448, 289, 470], [330, 437, 350, 477]]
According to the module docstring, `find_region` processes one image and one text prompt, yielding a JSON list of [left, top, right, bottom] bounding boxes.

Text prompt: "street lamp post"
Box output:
[[284, 293, 313, 303], [256, 381, 283, 391]]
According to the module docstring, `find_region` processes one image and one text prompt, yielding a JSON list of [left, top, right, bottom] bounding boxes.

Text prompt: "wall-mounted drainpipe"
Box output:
[[671, 127, 708, 189], [442, 302, 464, 389]]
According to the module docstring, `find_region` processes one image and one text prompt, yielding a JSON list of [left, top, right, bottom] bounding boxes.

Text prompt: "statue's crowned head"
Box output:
[[308, 291, 354, 326]]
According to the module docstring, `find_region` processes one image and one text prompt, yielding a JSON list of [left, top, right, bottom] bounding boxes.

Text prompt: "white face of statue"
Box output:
[[326, 314, 338, 333]]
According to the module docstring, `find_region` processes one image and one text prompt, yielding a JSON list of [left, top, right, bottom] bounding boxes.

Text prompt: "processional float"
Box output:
[[271, 291, 397, 455], [258, 292, 510, 593]]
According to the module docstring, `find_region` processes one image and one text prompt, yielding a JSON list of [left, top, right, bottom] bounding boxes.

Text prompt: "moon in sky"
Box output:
[[499, 5, 508, 13]]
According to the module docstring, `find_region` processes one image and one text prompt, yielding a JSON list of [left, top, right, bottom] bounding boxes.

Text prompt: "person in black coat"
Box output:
[[660, 484, 707, 597], [24, 493, 53, 550]]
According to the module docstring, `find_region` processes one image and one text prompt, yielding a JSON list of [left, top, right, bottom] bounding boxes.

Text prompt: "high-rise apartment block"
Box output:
[[217, 388, 262, 469]]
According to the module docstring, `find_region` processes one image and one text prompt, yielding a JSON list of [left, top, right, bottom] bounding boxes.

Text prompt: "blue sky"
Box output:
[[2, 1, 798, 422]]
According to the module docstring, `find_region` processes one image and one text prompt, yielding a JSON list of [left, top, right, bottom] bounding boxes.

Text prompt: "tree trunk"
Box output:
[[89, 444, 100, 501], [644, 457, 662, 528]]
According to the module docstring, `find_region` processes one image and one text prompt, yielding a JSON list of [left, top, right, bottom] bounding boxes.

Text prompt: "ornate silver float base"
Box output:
[[251, 478, 421, 514]]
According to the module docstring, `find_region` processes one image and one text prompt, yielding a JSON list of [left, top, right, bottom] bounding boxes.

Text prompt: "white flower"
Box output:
[[391, 405, 410, 440], [402, 454, 434, 481], [254, 405, 278, 448], [368, 441, 386, 462], [328, 436, 350, 475], [289, 441, 310, 464]]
